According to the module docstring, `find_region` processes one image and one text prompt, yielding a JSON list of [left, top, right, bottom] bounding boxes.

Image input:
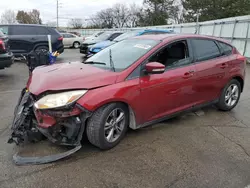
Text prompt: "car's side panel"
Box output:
[[190, 38, 231, 104], [77, 78, 146, 125], [139, 64, 197, 123]]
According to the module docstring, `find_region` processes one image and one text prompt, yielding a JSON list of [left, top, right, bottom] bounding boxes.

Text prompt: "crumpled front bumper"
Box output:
[[33, 103, 92, 146], [8, 90, 92, 165]]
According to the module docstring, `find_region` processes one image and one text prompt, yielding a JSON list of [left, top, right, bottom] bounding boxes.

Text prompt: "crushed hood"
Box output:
[[28, 62, 118, 95]]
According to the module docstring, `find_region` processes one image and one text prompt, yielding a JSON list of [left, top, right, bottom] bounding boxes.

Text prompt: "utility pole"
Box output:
[[56, 0, 59, 28]]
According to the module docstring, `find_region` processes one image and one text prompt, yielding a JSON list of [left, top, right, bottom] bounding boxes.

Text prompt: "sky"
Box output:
[[0, 0, 144, 26]]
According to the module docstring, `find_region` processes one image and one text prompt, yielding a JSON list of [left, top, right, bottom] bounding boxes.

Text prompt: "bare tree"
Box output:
[[126, 4, 142, 27], [112, 3, 129, 28], [29, 9, 42, 24], [0, 10, 16, 24], [68, 18, 83, 29]]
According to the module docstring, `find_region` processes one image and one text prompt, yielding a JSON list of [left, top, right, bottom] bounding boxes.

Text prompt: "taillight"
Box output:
[[237, 54, 246, 62], [58, 36, 63, 41], [0, 39, 6, 50]]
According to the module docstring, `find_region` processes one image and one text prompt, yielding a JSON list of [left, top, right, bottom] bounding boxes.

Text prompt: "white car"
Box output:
[[62, 33, 84, 48]]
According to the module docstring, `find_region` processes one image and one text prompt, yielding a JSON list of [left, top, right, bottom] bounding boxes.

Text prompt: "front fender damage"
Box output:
[[8, 90, 92, 165]]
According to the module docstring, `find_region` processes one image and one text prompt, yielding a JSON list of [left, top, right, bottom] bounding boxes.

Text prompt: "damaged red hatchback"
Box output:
[[9, 34, 246, 164]]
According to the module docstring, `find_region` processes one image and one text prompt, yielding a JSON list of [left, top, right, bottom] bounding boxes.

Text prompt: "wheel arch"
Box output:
[[85, 100, 138, 130], [231, 75, 244, 92]]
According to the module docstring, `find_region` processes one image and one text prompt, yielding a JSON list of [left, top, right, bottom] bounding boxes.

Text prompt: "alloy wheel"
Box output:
[[225, 84, 239, 107], [104, 108, 125, 143]]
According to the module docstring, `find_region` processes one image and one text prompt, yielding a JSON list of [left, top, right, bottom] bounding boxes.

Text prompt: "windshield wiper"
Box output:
[[109, 49, 116, 72], [84, 61, 106, 65]]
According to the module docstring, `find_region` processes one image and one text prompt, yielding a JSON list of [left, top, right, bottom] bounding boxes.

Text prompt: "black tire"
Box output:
[[35, 46, 49, 52], [86, 103, 129, 150], [73, 42, 80, 49], [216, 79, 241, 111]]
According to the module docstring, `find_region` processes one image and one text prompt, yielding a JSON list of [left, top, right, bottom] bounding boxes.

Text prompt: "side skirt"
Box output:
[[137, 99, 219, 129]]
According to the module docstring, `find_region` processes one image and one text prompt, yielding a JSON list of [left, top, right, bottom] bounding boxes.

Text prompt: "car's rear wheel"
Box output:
[[216, 79, 241, 111], [73, 42, 80, 49], [86, 103, 129, 150]]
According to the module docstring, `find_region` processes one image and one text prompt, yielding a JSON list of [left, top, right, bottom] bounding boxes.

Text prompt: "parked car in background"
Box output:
[[0, 30, 14, 69], [84, 31, 104, 41], [68, 31, 81, 37], [80, 31, 123, 54], [87, 29, 175, 56], [0, 24, 64, 56], [23, 34, 246, 150], [62, 33, 84, 48]]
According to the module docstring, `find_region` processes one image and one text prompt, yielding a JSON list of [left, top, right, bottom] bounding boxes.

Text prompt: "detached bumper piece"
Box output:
[[13, 145, 82, 165], [8, 90, 92, 165]]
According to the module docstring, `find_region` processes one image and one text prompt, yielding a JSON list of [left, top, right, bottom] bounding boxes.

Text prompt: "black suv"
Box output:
[[0, 31, 13, 69], [0, 24, 64, 56]]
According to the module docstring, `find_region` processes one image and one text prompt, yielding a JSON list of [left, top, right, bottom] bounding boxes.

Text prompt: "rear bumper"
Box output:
[[80, 45, 89, 54], [56, 45, 64, 54], [0, 52, 14, 69]]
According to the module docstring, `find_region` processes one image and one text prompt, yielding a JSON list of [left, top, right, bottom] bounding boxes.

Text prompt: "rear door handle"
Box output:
[[220, 63, 228, 69]]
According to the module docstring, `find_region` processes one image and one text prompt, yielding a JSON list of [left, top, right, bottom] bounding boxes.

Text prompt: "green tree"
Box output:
[[16, 9, 42, 24], [16, 10, 32, 24], [182, 0, 250, 22], [137, 0, 180, 26]]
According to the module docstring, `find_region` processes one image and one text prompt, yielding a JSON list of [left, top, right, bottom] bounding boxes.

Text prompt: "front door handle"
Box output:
[[183, 70, 194, 79]]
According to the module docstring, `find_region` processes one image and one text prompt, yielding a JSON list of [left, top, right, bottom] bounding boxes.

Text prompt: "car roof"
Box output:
[[143, 29, 174, 33], [133, 33, 232, 45], [0, 24, 48, 27]]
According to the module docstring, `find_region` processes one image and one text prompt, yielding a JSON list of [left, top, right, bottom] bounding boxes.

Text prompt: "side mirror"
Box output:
[[145, 62, 165, 74]]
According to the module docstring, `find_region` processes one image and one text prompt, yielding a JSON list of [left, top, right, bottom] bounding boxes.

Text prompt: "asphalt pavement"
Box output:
[[0, 49, 250, 188]]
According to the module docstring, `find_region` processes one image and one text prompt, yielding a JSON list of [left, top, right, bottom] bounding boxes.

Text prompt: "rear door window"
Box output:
[[192, 39, 221, 62], [11, 26, 36, 35], [218, 42, 233, 55]]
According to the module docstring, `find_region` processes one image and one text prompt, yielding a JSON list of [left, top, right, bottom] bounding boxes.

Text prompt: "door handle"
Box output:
[[183, 71, 194, 79], [220, 63, 228, 69]]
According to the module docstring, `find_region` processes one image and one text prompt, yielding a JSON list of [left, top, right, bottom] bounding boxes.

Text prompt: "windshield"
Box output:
[[85, 39, 160, 72], [114, 30, 143, 42]]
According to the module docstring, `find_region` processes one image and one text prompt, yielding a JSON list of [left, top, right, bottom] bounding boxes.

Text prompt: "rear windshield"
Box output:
[[114, 30, 142, 42]]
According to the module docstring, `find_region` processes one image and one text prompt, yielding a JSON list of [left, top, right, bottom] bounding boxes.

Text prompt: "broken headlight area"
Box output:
[[8, 90, 92, 165], [34, 105, 91, 146]]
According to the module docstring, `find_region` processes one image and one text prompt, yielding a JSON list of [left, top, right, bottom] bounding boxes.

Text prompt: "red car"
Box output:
[[11, 34, 246, 153]]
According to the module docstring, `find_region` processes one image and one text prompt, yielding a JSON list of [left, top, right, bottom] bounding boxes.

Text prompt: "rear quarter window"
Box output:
[[218, 42, 233, 55], [192, 39, 221, 62]]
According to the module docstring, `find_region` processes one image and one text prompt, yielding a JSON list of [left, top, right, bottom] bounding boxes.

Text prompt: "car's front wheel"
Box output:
[[216, 79, 241, 111], [86, 103, 129, 150]]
